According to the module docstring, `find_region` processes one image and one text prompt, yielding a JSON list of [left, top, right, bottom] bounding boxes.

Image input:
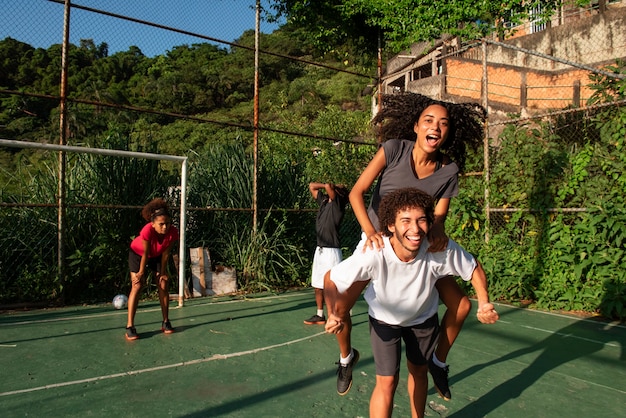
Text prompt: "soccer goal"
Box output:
[[0, 138, 189, 307]]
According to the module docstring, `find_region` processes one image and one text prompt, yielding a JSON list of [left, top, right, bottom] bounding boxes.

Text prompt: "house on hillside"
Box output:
[[379, 1, 626, 115]]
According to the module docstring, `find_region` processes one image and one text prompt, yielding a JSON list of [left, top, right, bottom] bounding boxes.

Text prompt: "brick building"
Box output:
[[379, 1, 626, 115]]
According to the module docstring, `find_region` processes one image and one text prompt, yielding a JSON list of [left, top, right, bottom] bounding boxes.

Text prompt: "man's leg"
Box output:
[[324, 272, 367, 395], [370, 374, 398, 418], [406, 361, 428, 418]]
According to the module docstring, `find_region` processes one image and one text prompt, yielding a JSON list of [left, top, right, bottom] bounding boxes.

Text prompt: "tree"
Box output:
[[269, 0, 563, 52], [268, 1, 379, 55]]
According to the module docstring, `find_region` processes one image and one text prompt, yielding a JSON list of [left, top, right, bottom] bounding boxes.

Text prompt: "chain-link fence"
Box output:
[[380, 3, 626, 317], [0, 0, 370, 307], [1, 1, 625, 316]]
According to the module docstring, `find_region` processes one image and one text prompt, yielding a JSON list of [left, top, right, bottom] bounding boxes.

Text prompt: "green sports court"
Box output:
[[1, 289, 624, 417]]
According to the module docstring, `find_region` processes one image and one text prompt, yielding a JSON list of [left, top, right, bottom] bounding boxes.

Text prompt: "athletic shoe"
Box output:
[[125, 326, 138, 340], [161, 320, 175, 334], [429, 359, 451, 401], [303, 314, 326, 325], [336, 348, 360, 396]]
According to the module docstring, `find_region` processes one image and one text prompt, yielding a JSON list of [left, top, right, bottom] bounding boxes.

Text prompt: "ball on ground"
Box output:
[[113, 294, 128, 310]]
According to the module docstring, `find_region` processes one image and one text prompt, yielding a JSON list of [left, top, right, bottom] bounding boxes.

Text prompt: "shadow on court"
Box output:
[[0, 290, 624, 417], [445, 307, 626, 417]]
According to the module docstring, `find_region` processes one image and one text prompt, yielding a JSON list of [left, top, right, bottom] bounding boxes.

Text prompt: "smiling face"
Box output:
[[387, 207, 430, 262], [151, 214, 172, 236], [413, 104, 449, 154]]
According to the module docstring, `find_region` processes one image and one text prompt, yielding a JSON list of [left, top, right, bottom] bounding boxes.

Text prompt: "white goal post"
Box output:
[[0, 138, 189, 307]]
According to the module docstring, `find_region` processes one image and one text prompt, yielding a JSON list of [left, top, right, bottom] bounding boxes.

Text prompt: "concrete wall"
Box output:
[[381, 6, 625, 112], [482, 7, 626, 70]]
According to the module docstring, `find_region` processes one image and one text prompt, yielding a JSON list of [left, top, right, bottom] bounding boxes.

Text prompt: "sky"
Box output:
[[1, 0, 283, 57]]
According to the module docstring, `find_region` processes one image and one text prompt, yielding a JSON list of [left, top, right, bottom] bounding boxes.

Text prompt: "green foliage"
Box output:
[[220, 211, 306, 292], [0, 25, 379, 306], [466, 61, 626, 319], [534, 201, 626, 317], [0, 206, 58, 304], [270, 0, 563, 52]]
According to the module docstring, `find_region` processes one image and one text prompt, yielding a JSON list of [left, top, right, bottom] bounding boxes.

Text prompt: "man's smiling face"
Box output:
[[387, 207, 430, 262]]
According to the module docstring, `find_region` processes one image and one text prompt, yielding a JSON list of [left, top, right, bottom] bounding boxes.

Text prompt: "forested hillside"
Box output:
[[0, 23, 379, 305], [0, 23, 376, 150]]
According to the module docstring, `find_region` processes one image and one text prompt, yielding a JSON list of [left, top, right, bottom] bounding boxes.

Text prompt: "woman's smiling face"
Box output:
[[413, 104, 450, 153]]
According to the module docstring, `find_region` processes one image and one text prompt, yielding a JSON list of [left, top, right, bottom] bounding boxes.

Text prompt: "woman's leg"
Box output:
[[126, 272, 142, 328], [430, 276, 470, 399], [435, 276, 471, 363], [157, 273, 170, 322]]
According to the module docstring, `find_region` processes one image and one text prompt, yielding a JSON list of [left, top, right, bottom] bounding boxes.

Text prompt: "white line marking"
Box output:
[[0, 344, 17, 347], [0, 330, 327, 397], [518, 324, 620, 347], [489, 301, 626, 330], [472, 302, 623, 348], [0, 292, 310, 326]]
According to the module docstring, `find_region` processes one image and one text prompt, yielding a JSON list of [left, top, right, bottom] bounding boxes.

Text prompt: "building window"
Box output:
[[411, 63, 433, 80], [529, 5, 547, 33]]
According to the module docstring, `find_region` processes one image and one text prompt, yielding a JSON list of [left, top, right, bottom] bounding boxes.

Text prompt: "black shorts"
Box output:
[[369, 314, 440, 376], [128, 249, 163, 274]]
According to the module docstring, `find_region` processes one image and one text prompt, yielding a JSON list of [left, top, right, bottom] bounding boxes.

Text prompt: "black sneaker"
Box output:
[[336, 348, 360, 396], [125, 326, 138, 340], [161, 320, 175, 334], [429, 359, 451, 400], [303, 314, 326, 325]]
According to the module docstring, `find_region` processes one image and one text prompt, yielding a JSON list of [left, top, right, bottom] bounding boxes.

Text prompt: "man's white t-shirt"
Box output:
[[330, 236, 477, 327]]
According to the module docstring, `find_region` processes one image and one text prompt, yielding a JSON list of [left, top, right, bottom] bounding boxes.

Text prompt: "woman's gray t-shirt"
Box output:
[[367, 139, 459, 230]]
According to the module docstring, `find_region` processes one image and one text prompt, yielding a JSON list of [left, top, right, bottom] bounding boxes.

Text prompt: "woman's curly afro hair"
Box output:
[[372, 92, 486, 172], [141, 198, 171, 222]]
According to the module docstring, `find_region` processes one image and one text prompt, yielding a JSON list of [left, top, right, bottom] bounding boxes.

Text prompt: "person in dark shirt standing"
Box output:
[[304, 182, 349, 325]]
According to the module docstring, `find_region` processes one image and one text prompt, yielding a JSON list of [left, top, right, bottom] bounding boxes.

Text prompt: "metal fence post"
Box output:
[[58, 0, 72, 303], [482, 39, 490, 244]]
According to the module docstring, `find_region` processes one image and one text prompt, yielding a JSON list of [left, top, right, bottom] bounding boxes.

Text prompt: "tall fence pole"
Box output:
[[178, 158, 188, 307], [377, 31, 383, 113], [482, 39, 490, 243], [252, 0, 260, 234], [58, 0, 71, 302]]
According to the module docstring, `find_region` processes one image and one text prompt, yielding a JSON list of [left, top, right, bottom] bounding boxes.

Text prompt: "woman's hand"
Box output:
[[132, 270, 144, 285], [362, 231, 385, 252], [427, 222, 449, 252]]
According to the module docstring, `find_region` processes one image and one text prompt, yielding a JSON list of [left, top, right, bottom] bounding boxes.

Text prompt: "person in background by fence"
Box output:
[[125, 198, 179, 340], [304, 182, 349, 325], [324, 187, 498, 417], [331, 92, 486, 399]]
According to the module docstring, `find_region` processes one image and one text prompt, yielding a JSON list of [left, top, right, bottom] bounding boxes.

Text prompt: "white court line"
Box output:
[[0, 292, 310, 327], [518, 324, 621, 348], [0, 330, 327, 397], [489, 300, 626, 330], [493, 319, 621, 349], [459, 306, 625, 395], [0, 344, 17, 347]]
